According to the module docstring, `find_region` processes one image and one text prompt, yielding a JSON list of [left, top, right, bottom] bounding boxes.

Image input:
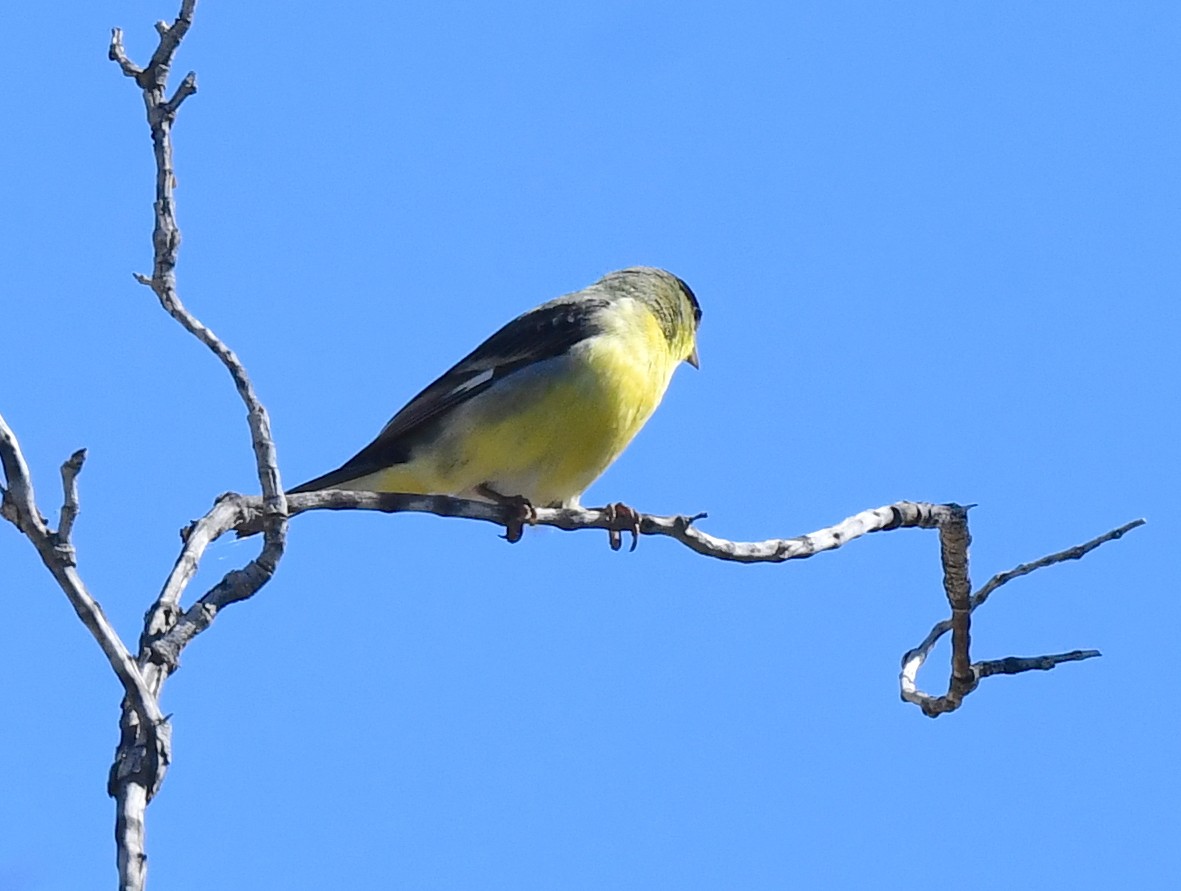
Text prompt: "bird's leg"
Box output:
[[477, 484, 537, 544], [603, 502, 643, 552]]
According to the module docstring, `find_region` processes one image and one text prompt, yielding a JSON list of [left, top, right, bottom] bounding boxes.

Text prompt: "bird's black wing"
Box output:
[[289, 296, 610, 492]]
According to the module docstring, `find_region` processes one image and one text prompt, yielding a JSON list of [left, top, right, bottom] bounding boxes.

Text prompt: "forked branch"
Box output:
[[900, 518, 1143, 716], [0, 420, 167, 740], [104, 1, 289, 889], [241, 491, 1143, 718]]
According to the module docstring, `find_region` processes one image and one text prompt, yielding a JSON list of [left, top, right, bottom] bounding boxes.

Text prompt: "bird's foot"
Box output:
[[603, 502, 642, 552], [478, 485, 537, 544], [501, 497, 537, 544]]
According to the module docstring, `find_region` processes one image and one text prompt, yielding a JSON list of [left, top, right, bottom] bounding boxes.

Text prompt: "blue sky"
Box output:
[[2, 2, 1178, 889]]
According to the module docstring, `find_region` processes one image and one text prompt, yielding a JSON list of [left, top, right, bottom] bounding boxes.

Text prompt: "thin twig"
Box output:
[[971, 519, 1145, 611], [107, 28, 142, 78], [164, 71, 197, 116], [899, 519, 1145, 716], [57, 448, 86, 542], [156, 497, 242, 615], [977, 650, 1102, 678], [0, 414, 41, 530], [0, 413, 169, 763]]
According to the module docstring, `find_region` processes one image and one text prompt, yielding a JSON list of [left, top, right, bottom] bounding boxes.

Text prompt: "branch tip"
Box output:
[[977, 649, 1102, 679], [57, 447, 88, 541], [165, 72, 198, 114], [108, 28, 142, 76]]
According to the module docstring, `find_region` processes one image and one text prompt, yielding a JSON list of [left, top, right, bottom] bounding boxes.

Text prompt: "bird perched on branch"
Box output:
[[289, 266, 702, 542]]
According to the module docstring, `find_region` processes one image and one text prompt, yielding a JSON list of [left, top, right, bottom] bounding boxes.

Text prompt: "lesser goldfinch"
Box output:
[[290, 267, 701, 511]]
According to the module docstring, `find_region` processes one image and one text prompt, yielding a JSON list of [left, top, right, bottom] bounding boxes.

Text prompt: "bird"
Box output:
[[288, 266, 702, 540]]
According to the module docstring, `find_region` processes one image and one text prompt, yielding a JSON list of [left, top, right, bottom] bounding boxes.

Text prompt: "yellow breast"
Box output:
[[357, 297, 684, 507]]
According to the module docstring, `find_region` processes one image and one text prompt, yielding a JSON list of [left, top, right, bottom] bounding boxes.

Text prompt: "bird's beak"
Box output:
[[686, 344, 700, 369]]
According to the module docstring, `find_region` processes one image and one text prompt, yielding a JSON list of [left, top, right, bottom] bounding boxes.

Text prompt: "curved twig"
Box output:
[[105, 2, 288, 888], [899, 518, 1145, 716], [0, 419, 166, 736]]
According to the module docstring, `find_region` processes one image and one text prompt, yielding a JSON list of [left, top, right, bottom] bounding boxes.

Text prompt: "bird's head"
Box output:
[[607, 267, 702, 369]]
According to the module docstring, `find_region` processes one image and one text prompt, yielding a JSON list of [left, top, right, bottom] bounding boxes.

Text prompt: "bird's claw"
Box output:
[[604, 502, 642, 552], [475, 484, 538, 544], [499, 495, 537, 544]]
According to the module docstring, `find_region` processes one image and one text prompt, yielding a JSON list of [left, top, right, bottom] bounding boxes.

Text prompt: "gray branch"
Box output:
[[236, 492, 1140, 719], [899, 518, 1145, 716], [57, 448, 86, 542], [233, 492, 953, 558], [237, 493, 1142, 718], [0, 417, 173, 841], [104, 1, 287, 889]]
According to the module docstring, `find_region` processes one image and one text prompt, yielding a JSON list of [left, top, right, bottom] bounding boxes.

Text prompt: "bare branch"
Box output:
[[0, 413, 45, 534], [104, 1, 289, 886], [164, 71, 198, 116], [233, 492, 954, 560], [140, 497, 957, 670], [149, 559, 284, 667], [977, 650, 1102, 678], [0, 413, 170, 769], [941, 506, 975, 710], [57, 448, 86, 542], [107, 29, 142, 79], [157, 497, 242, 615], [115, 783, 149, 891], [147, 4, 195, 74], [110, 0, 287, 645], [899, 519, 1145, 716], [98, 495, 939, 669], [971, 519, 1145, 610], [237, 493, 1141, 718]]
